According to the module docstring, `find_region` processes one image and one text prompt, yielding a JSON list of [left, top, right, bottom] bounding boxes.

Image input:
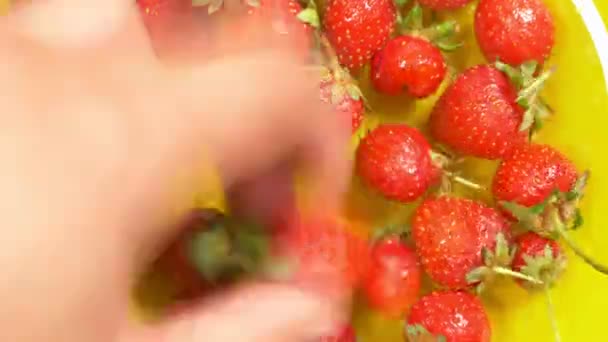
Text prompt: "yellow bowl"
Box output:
[[133, 0, 608, 340]]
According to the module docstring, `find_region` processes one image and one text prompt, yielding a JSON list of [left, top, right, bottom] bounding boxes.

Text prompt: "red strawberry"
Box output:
[[430, 65, 528, 159], [275, 211, 370, 294], [320, 70, 365, 132], [320, 324, 356, 342], [512, 232, 566, 288], [324, 0, 397, 71], [412, 197, 512, 288], [418, 0, 473, 10], [356, 124, 440, 203], [156, 208, 224, 299], [363, 236, 421, 317], [371, 35, 447, 98], [493, 144, 578, 209], [406, 291, 491, 342], [475, 0, 555, 66]]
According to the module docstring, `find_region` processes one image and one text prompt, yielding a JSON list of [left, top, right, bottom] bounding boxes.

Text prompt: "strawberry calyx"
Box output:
[[430, 150, 485, 193], [406, 324, 447, 342], [188, 214, 291, 283], [519, 245, 567, 290], [396, 2, 462, 52], [495, 60, 554, 135], [466, 233, 543, 293], [501, 171, 608, 276], [370, 224, 411, 245]]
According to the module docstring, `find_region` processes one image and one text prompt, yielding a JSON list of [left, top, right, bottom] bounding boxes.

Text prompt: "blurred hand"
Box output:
[[0, 1, 351, 341]]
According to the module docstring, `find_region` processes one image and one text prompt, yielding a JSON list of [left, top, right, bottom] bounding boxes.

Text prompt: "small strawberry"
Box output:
[[320, 68, 365, 132], [356, 124, 440, 203], [406, 291, 491, 342], [475, 0, 555, 66], [156, 208, 225, 299], [320, 324, 357, 342], [363, 234, 422, 317], [412, 197, 513, 289], [371, 34, 447, 98], [324, 0, 397, 71], [494, 144, 608, 275], [430, 62, 553, 159], [274, 211, 370, 293], [418, 0, 474, 10], [512, 232, 566, 289]]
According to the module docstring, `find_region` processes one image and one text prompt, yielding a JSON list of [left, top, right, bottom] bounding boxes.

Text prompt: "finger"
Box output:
[[127, 284, 346, 342]]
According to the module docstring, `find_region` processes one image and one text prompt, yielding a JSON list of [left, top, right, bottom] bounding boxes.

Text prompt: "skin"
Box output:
[[0, 1, 351, 342]]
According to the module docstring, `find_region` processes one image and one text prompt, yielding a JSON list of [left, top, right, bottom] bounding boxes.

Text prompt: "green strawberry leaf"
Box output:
[[566, 171, 590, 201], [571, 208, 584, 230], [436, 40, 463, 52], [401, 3, 423, 31], [345, 83, 363, 100], [189, 227, 233, 282], [394, 0, 410, 7], [371, 224, 411, 244], [406, 324, 447, 342], [297, 8, 320, 29]]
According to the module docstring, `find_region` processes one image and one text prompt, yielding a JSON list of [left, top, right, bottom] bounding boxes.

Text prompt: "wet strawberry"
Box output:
[[363, 236, 421, 317], [430, 65, 528, 159], [406, 291, 491, 342], [371, 35, 447, 98], [512, 232, 566, 288], [412, 197, 512, 288], [475, 0, 555, 66], [324, 0, 396, 71], [356, 124, 440, 203]]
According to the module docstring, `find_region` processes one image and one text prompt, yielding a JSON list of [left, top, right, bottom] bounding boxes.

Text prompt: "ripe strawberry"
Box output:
[[430, 65, 528, 159], [156, 208, 224, 299], [418, 0, 473, 10], [320, 70, 365, 132], [363, 236, 421, 317], [274, 211, 370, 293], [320, 324, 356, 342], [406, 291, 491, 342], [412, 197, 512, 288], [324, 0, 396, 71], [493, 144, 578, 209], [356, 124, 440, 203], [512, 232, 566, 288], [475, 0, 555, 66], [371, 35, 447, 98]]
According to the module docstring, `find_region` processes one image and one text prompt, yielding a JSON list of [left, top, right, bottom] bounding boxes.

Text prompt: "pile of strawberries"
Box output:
[[138, 0, 607, 341]]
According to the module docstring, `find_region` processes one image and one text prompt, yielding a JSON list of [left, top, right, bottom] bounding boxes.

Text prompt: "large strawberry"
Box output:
[[324, 0, 396, 72], [475, 0, 555, 66], [493, 144, 608, 275], [363, 234, 421, 317], [406, 291, 491, 342], [430, 60, 554, 159], [412, 197, 513, 289], [418, 0, 473, 10], [356, 124, 440, 203]]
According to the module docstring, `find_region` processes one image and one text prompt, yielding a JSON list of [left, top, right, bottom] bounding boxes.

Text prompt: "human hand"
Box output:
[[0, 1, 351, 341]]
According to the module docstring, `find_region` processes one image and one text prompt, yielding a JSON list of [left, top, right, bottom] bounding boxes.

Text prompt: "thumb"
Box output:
[[127, 284, 346, 342]]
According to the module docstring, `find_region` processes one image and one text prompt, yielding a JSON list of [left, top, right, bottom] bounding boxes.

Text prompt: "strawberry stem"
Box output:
[[544, 286, 562, 342], [492, 266, 544, 285], [557, 227, 608, 275], [443, 171, 485, 191]]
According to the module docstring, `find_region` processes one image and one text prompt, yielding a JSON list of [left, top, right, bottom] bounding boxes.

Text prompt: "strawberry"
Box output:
[[475, 0, 555, 66], [512, 232, 566, 288], [412, 197, 512, 289], [356, 124, 440, 203], [493, 145, 608, 275], [363, 235, 421, 317], [418, 0, 473, 10], [156, 208, 225, 299], [371, 35, 447, 98], [430, 65, 528, 159], [320, 324, 356, 342], [406, 291, 491, 342], [493, 144, 578, 209], [323, 0, 397, 71], [319, 69, 365, 133], [274, 211, 370, 293]]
